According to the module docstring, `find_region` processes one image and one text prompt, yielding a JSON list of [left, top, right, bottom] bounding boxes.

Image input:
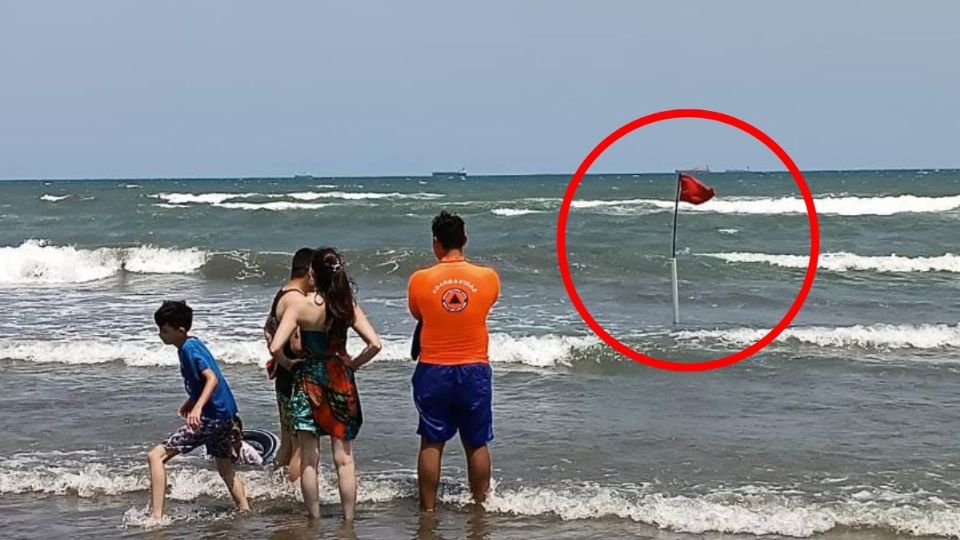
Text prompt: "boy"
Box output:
[[262, 247, 314, 482], [147, 300, 249, 521]]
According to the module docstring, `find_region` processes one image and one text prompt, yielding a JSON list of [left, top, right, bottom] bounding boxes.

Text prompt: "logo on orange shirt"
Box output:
[[441, 288, 469, 313]]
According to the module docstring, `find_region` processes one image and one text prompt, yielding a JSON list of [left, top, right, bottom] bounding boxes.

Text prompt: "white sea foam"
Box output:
[[151, 191, 443, 207], [120, 246, 207, 273], [212, 201, 332, 211], [571, 194, 960, 216], [487, 334, 600, 367], [40, 194, 70, 202], [286, 191, 443, 201], [571, 198, 650, 209], [0, 339, 266, 367], [484, 485, 960, 537], [491, 208, 547, 217], [0, 461, 147, 498], [0, 455, 396, 503], [151, 192, 261, 205], [701, 252, 960, 273], [0, 240, 208, 284], [718, 228, 739, 234], [675, 324, 960, 352], [1, 458, 956, 537], [0, 333, 600, 369]]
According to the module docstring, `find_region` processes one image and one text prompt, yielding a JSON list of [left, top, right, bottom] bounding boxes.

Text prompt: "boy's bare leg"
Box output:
[[330, 437, 356, 520], [277, 428, 302, 482], [462, 443, 491, 504], [417, 439, 445, 511], [298, 432, 321, 518], [147, 445, 178, 520], [215, 457, 250, 511], [287, 432, 302, 482], [277, 428, 292, 466]]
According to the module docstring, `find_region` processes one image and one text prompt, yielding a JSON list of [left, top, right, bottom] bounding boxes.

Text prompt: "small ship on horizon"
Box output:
[[431, 167, 467, 180]]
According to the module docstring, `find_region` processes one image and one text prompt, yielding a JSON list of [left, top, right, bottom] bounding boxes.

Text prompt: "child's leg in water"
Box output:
[[146, 445, 179, 520], [215, 457, 250, 511]]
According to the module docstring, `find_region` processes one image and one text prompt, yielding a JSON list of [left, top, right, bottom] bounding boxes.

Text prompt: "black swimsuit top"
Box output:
[[270, 288, 306, 396]]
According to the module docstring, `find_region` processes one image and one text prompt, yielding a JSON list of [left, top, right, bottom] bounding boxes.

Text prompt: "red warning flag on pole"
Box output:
[[678, 174, 715, 205], [669, 172, 716, 325]]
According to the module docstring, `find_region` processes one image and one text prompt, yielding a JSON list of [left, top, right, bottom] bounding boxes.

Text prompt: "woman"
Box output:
[[269, 247, 382, 520]]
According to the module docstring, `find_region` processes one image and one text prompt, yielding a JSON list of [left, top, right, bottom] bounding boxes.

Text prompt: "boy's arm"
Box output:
[[178, 398, 194, 418], [187, 369, 218, 429], [269, 301, 302, 369]]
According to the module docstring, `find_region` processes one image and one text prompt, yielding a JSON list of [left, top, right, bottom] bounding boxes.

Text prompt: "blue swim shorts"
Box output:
[[412, 362, 493, 447]]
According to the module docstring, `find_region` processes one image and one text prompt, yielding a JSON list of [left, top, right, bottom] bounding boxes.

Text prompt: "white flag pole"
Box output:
[[671, 172, 681, 325]]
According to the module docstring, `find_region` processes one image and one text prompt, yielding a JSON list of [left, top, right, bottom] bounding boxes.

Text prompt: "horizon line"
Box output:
[[2, 166, 959, 182]]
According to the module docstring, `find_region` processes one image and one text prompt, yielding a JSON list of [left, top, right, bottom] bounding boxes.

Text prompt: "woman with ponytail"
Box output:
[[269, 247, 381, 520]]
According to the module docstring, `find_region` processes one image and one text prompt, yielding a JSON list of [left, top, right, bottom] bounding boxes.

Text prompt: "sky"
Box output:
[[1, 1, 958, 179]]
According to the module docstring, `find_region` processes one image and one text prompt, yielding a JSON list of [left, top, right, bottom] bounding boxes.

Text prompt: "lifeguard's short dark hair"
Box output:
[[432, 211, 466, 249]]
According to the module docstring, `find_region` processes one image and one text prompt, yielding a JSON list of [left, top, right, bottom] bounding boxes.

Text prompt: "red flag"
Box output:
[[678, 174, 715, 204]]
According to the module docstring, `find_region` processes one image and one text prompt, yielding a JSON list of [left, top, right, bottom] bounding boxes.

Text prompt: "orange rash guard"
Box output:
[[407, 256, 500, 366]]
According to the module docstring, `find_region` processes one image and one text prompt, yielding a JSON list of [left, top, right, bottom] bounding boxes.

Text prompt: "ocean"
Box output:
[[1, 170, 959, 539]]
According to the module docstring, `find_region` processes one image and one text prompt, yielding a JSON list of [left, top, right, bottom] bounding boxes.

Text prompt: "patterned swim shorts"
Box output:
[[163, 417, 237, 459], [277, 392, 294, 433]]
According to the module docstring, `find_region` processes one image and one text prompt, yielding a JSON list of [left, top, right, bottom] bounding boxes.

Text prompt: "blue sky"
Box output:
[[1, 1, 957, 178]]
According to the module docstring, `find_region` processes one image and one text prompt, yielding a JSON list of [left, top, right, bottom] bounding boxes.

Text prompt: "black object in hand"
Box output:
[[411, 320, 422, 361]]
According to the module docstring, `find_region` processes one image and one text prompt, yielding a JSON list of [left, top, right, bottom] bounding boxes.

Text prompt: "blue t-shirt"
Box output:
[[178, 337, 239, 420]]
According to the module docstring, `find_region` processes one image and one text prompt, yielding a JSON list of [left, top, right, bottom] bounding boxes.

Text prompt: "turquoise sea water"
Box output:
[[1, 170, 959, 538]]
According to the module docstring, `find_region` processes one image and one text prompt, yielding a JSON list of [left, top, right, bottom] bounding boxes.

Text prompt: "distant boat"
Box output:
[[293, 174, 313, 180], [723, 166, 752, 173], [431, 167, 467, 180], [681, 165, 711, 173]]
